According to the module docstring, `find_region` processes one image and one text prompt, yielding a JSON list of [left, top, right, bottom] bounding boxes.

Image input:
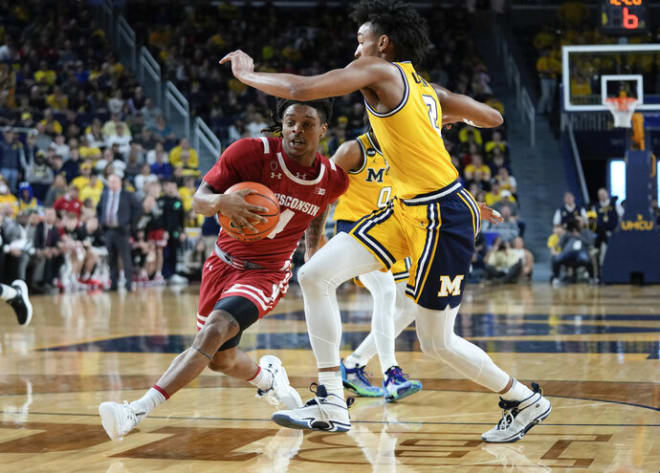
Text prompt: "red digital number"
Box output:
[[623, 7, 639, 28]]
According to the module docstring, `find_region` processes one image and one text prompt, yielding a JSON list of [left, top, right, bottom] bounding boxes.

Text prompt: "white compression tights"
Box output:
[[350, 281, 416, 373], [299, 232, 512, 393], [298, 232, 381, 369], [414, 304, 510, 392]]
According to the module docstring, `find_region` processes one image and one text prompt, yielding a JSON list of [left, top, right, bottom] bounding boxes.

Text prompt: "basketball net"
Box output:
[[605, 97, 639, 128]]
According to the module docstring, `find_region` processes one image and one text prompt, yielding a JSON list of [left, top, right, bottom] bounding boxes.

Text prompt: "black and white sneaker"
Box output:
[[272, 383, 353, 432], [481, 383, 552, 443], [8, 280, 32, 326]]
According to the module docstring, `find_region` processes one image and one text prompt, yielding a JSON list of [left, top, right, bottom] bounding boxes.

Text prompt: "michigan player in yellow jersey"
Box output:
[[332, 131, 422, 401], [222, 0, 551, 442]]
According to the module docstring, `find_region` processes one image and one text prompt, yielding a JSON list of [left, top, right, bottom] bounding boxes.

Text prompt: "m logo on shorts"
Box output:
[[438, 275, 464, 297]]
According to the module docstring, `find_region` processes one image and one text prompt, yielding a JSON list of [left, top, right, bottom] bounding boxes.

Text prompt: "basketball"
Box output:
[[218, 182, 280, 241]]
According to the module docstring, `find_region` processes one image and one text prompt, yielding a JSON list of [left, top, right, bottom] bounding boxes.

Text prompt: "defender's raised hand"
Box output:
[[219, 50, 255, 81]]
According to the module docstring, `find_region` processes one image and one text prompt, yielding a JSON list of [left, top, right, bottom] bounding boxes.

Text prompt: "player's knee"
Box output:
[[298, 261, 324, 289], [200, 310, 241, 345], [208, 350, 237, 373]]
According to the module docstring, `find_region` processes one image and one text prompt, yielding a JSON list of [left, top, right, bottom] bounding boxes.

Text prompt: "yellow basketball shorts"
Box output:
[[349, 181, 480, 310], [335, 219, 409, 285]]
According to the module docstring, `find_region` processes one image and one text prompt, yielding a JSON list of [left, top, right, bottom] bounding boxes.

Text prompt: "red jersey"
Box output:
[[53, 195, 82, 217], [203, 137, 348, 270]]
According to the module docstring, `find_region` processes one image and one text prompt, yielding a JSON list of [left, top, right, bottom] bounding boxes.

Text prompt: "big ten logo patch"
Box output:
[[366, 167, 386, 183]]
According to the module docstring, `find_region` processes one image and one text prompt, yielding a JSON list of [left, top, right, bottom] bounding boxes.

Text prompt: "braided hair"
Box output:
[[350, 0, 430, 66], [262, 98, 334, 136]]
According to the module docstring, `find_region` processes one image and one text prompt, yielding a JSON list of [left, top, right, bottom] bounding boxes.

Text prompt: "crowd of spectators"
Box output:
[[0, 1, 212, 293], [547, 189, 623, 286], [0, 1, 530, 291], [126, 2, 529, 284]]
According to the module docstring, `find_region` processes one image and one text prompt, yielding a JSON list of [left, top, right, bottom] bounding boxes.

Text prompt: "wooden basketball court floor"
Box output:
[[0, 282, 658, 472]]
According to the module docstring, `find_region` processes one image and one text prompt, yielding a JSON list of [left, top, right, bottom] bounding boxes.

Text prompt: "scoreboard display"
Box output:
[[601, 0, 648, 35]]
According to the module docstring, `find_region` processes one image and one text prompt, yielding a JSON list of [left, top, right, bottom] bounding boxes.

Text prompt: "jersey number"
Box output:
[[267, 208, 295, 239], [377, 186, 392, 208], [422, 94, 443, 137]]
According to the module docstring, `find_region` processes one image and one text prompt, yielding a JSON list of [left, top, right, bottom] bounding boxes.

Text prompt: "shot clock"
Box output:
[[601, 0, 648, 35]]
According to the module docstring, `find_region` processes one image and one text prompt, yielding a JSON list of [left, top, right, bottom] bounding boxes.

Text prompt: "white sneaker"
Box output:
[[256, 355, 302, 410], [99, 401, 145, 440], [272, 384, 352, 432], [482, 383, 552, 443]]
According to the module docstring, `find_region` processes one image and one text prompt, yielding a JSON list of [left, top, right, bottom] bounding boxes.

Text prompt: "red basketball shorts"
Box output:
[[196, 253, 292, 331]]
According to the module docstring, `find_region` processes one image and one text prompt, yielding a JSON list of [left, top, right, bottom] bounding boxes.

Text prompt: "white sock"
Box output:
[[131, 387, 166, 416], [319, 371, 344, 399], [1, 283, 17, 301], [248, 366, 274, 391], [501, 379, 534, 402], [344, 354, 367, 369]]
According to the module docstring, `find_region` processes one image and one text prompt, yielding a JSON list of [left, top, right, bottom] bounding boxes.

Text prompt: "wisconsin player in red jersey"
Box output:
[[98, 98, 349, 441]]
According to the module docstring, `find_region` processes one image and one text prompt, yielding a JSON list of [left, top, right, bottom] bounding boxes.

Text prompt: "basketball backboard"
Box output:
[[562, 43, 660, 113]]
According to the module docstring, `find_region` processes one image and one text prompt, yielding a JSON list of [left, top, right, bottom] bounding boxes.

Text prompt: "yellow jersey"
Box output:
[[333, 132, 392, 222], [366, 61, 457, 199]]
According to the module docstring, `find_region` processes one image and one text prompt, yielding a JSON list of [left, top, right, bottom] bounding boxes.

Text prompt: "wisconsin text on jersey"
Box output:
[[273, 193, 321, 216]]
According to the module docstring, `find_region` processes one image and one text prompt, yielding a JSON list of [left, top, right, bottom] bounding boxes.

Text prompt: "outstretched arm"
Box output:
[[433, 84, 503, 128], [220, 50, 394, 101]]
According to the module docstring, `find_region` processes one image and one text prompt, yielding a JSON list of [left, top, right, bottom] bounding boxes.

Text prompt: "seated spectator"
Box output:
[[488, 147, 511, 176], [0, 130, 25, 192], [102, 113, 131, 139], [85, 119, 105, 149], [40, 109, 63, 136], [464, 154, 491, 182], [34, 60, 57, 85], [79, 172, 104, 206], [484, 237, 523, 284], [107, 89, 124, 115], [32, 207, 62, 292], [149, 114, 176, 142], [245, 112, 268, 138], [181, 237, 207, 282], [483, 204, 519, 242], [18, 182, 39, 213], [513, 236, 534, 281], [458, 125, 483, 147], [46, 86, 69, 111], [141, 98, 162, 129], [495, 167, 517, 195], [62, 148, 82, 183], [79, 135, 102, 161], [44, 174, 68, 207], [134, 127, 158, 154], [72, 162, 93, 192], [547, 224, 564, 256], [53, 185, 82, 218], [169, 138, 199, 169], [484, 130, 508, 156], [178, 151, 201, 178], [78, 216, 105, 284], [105, 123, 132, 158], [135, 164, 158, 196], [485, 181, 516, 208], [178, 176, 196, 212], [96, 148, 126, 177], [553, 191, 587, 227], [25, 150, 54, 201], [34, 123, 53, 151], [0, 178, 19, 216], [551, 218, 596, 286]]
